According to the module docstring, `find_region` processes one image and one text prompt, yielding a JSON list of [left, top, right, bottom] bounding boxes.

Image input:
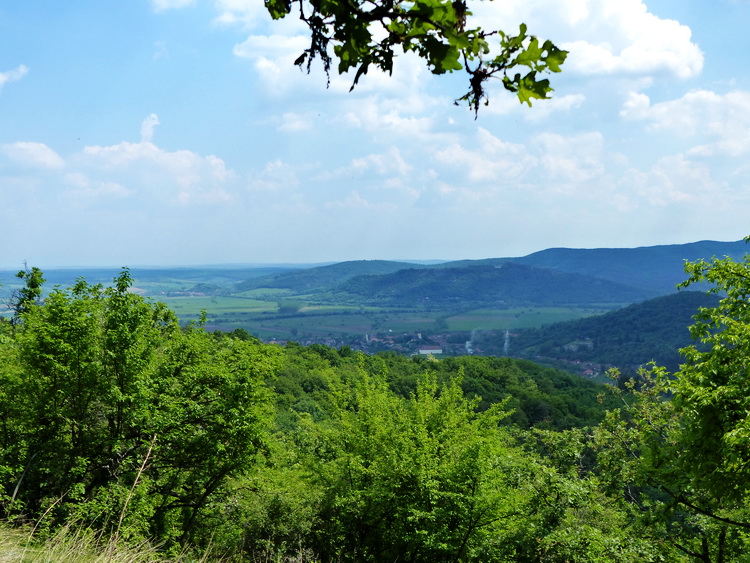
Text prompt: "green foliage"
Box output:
[[272, 345, 616, 431], [295, 370, 525, 560], [593, 248, 750, 561], [10, 265, 45, 323], [0, 269, 280, 551], [338, 262, 650, 307], [263, 0, 566, 114], [11, 256, 750, 560], [675, 251, 750, 500], [511, 291, 721, 374]]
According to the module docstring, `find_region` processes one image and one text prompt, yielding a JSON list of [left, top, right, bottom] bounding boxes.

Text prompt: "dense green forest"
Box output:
[[503, 291, 722, 374], [336, 263, 651, 306], [2, 253, 750, 561]]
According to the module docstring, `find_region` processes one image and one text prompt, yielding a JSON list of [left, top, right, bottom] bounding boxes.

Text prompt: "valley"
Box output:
[[1, 239, 744, 377]]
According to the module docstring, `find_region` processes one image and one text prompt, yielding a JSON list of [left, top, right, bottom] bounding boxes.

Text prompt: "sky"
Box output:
[[1, 0, 749, 268]]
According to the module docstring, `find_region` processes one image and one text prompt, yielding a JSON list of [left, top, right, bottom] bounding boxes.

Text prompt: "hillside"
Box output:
[[228, 239, 746, 302], [512, 239, 748, 293], [235, 259, 427, 293], [336, 262, 654, 306], [504, 290, 721, 373]]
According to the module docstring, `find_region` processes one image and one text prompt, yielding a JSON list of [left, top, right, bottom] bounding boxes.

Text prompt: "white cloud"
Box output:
[[536, 131, 607, 187], [233, 34, 308, 61], [433, 128, 534, 183], [482, 92, 586, 120], [624, 154, 719, 207], [1, 142, 64, 169], [233, 34, 317, 96], [523, 94, 586, 121], [471, 0, 703, 80], [140, 113, 160, 143], [0, 65, 28, 90], [246, 159, 300, 192], [620, 92, 651, 120], [340, 96, 448, 146], [350, 148, 411, 177], [278, 112, 314, 132], [151, 0, 195, 12], [65, 173, 131, 199], [621, 89, 750, 157], [213, 0, 272, 28], [80, 136, 236, 205]]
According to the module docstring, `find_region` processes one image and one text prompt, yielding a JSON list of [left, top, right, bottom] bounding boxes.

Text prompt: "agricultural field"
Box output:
[[165, 298, 614, 343], [0, 266, 620, 346], [443, 306, 611, 331]]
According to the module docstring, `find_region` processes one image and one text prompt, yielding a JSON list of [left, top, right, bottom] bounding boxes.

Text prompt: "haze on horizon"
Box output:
[[1, 0, 749, 269]]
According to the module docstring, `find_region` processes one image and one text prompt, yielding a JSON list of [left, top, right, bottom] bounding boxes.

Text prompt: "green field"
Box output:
[[0, 266, 620, 345], [158, 295, 277, 318], [445, 307, 610, 331], [153, 295, 611, 341]]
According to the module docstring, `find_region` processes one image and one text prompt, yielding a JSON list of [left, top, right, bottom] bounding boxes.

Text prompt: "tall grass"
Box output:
[[0, 524, 168, 562]]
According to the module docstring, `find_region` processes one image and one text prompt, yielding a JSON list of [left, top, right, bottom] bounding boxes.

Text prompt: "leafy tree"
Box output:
[[296, 369, 522, 560], [265, 0, 567, 113], [594, 248, 750, 562], [0, 269, 280, 550], [9, 265, 45, 324]]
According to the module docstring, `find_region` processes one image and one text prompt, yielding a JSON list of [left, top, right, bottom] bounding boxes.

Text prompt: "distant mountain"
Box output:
[[223, 240, 748, 303], [506, 291, 721, 373], [336, 262, 654, 306], [511, 240, 748, 294], [235, 260, 428, 293]]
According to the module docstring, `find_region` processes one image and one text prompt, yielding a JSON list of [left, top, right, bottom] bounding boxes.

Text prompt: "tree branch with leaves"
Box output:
[[264, 0, 567, 115]]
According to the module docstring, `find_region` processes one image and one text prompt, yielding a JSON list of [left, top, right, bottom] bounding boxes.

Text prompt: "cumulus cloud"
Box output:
[[433, 128, 534, 183], [213, 0, 274, 28], [341, 96, 447, 145], [232, 34, 317, 96], [1, 142, 65, 169], [0, 65, 29, 90], [483, 92, 587, 119], [471, 0, 703, 80], [80, 128, 236, 205], [621, 89, 750, 157], [536, 131, 607, 187]]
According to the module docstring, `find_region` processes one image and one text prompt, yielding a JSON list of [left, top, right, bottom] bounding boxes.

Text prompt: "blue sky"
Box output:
[[1, 0, 749, 268]]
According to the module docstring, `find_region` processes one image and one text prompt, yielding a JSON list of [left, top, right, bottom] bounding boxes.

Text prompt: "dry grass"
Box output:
[[0, 524, 202, 563]]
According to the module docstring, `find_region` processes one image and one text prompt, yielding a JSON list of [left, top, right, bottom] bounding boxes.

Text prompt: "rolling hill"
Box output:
[[234, 260, 429, 293], [336, 262, 654, 306], [511, 240, 749, 293], [504, 291, 721, 373], [229, 239, 746, 305]]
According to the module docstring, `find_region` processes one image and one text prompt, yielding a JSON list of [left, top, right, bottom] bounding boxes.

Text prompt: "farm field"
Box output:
[[158, 295, 613, 342], [444, 307, 612, 331]]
